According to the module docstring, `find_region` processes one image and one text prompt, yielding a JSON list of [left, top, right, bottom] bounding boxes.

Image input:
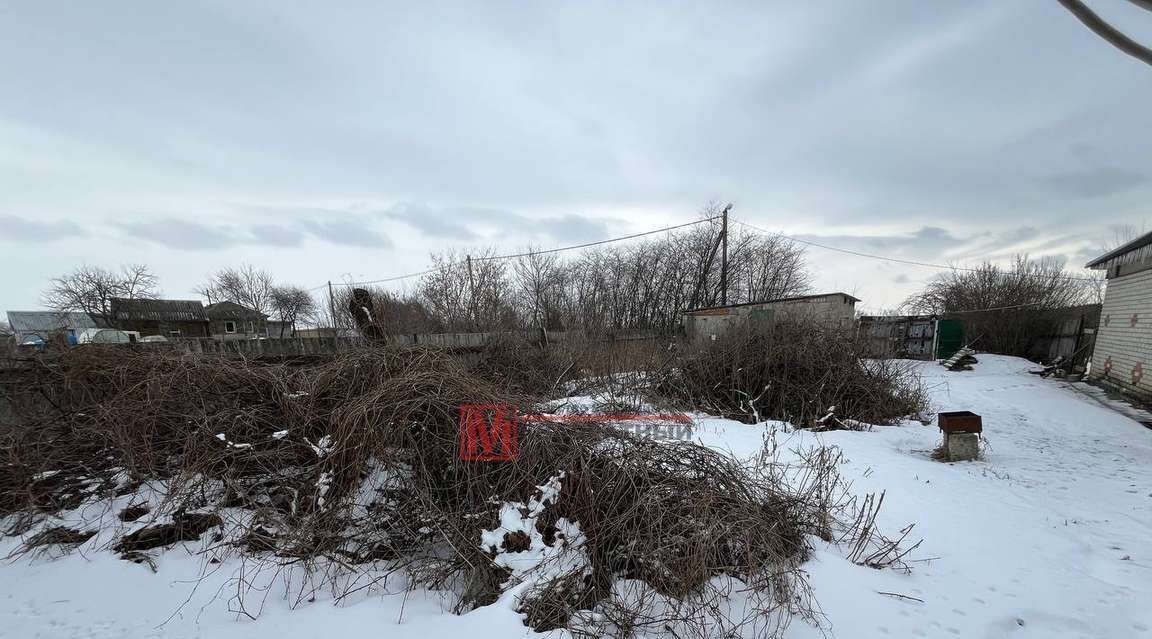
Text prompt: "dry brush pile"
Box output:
[[660, 319, 929, 427], [0, 343, 915, 637]]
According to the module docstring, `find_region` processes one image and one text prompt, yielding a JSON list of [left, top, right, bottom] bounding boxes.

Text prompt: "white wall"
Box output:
[[1090, 268, 1152, 399]]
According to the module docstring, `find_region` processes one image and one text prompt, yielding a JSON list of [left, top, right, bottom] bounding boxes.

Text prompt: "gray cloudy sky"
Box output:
[[2, 0, 1150, 312]]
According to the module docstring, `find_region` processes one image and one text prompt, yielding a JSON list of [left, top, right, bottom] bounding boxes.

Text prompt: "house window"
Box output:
[[224, 321, 236, 334]]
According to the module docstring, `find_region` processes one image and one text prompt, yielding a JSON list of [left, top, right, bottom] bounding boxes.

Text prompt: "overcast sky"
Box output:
[[2, 0, 1151, 313]]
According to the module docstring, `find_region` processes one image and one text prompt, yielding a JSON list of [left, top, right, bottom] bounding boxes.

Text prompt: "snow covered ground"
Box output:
[[1, 355, 1150, 638]]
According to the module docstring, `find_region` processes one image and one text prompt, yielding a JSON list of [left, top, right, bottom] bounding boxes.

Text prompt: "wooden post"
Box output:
[[466, 255, 478, 330], [327, 281, 336, 338], [720, 203, 731, 306]]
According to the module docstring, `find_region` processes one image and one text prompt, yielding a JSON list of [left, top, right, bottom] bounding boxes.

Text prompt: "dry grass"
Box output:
[[0, 343, 917, 637], [660, 319, 929, 426]]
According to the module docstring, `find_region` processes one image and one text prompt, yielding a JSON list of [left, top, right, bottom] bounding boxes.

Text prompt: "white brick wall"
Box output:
[[1090, 268, 1152, 399]]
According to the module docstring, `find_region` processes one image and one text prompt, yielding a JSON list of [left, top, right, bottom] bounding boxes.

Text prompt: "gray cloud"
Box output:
[[534, 214, 614, 244], [118, 219, 316, 250], [383, 203, 482, 241], [119, 219, 238, 250], [384, 202, 620, 245], [1045, 166, 1148, 199], [299, 218, 393, 248], [797, 224, 1101, 271], [117, 213, 390, 251], [250, 224, 305, 247], [235, 204, 394, 248], [2, 2, 1152, 309], [0, 215, 86, 242], [799, 226, 970, 254]]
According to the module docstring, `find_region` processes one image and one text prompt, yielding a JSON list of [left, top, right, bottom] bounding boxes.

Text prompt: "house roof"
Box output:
[[204, 301, 267, 320], [1085, 230, 1152, 270], [6, 311, 99, 334], [111, 298, 207, 321], [684, 292, 861, 314]]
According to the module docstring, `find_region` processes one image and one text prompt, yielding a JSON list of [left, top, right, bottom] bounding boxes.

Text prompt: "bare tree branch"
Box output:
[[41, 264, 160, 326], [270, 285, 317, 337], [198, 264, 275, 315], [1058, 0, 1152, 67]]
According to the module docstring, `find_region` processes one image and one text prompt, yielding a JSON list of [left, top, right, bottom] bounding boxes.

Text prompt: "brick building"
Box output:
[[682, 292, 859, 341]]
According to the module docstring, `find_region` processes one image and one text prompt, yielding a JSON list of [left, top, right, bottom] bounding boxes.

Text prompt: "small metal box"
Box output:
[[938, 411, 982, 435]]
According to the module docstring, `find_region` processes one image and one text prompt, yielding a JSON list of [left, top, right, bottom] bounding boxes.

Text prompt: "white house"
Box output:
[[1085, 232, 1152, 401]]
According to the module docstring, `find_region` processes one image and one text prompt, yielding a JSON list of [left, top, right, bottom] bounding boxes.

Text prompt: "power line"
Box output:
[[474, 217, 718, 262], [312, 213, 1097, 293], [321, 216, 720, 288], [944, 303, 1040, 314], [331, 267, 448, 288], [731, 218, 1102, 283]]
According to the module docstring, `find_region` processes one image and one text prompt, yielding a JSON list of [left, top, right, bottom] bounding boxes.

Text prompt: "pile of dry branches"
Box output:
[[661, 319, 929, 426], [0, 344, 913, 637]]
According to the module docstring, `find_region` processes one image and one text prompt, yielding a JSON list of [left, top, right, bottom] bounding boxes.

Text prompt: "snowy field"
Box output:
[[1, 355, 1150, 638]]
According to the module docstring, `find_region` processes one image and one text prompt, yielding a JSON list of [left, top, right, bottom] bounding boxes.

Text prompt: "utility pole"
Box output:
[[466, 255, 478, 330], [327, 281, 336, 337], [720, 203, 731, 306]]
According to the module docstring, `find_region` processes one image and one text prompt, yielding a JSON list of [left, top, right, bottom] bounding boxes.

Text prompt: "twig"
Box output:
[[876, 591, 924, 603]]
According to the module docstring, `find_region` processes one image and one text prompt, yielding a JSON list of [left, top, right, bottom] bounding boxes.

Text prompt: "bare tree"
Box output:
[[513, 248, 563, 333], [197, 264, 275, 315], [270, 286, 318, 337], [1103, 223, 1145, 251], [323, 285, 442, 335], [407, 204, 810, 336], [418, 251, 473, 331], [904, 255, 1096, 314], [41, 264, 159, 326], [419, 249, 517, 331], [903, 255, 1099, 355], [1057, 0, 1152, 67]]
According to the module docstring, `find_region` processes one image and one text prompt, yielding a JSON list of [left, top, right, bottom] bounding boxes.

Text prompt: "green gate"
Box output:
[[934, 319, 964, 359]]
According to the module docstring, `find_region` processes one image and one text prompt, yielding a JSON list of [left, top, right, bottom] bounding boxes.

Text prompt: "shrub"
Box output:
[[661, 319, 928, 425]]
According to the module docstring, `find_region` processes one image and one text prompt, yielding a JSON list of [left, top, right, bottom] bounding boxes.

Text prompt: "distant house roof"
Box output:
[[111, 298, 207, 322], [6, 311, 99, 335], [684, 292, 861, 314], [1085, 230, 1152, 270], [204, 301, 267, 320]]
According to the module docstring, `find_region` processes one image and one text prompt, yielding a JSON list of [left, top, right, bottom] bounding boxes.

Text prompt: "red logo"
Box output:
[[458, 405, 694, 460], [459, 404, 519, 461]]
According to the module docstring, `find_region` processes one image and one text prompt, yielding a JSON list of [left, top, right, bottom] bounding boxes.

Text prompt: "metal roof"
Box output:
[[204, 301, 267, 320], [6, 311, 98, 333], [684, 292, 861, 314], [110, 298, 207, 321], [1085, 230, 1152, 270]]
